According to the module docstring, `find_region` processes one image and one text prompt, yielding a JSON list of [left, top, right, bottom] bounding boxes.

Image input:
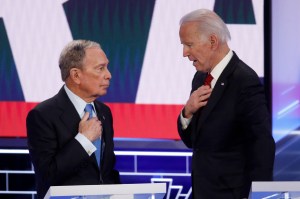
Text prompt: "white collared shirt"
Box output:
[[64, 85, 97, 156], [210, 50, 233, 89], [180, 50, 234, 129]]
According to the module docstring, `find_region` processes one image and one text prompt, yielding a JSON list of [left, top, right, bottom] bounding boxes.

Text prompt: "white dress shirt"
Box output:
[[64, 85, 97, 156]]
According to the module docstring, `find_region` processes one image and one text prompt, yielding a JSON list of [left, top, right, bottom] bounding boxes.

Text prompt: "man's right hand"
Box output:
[[78, 112, 102, 142], [184, 85, 212, 118]]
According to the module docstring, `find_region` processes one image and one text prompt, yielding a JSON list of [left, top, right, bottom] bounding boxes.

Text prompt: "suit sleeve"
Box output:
[[26, 108, 90, 186], [177, 71, 205, 148], [238, 73, 275, 181], [177, 115, 193, 148]]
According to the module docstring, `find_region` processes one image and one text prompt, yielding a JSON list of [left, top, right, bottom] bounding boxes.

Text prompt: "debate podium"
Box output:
[[249, 181, 300, 199], [44, 183, 166, 199]]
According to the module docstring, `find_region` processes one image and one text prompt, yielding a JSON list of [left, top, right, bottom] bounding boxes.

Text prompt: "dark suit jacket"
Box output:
[[27, 87, 120, 199], [178, 53, 275, 199]]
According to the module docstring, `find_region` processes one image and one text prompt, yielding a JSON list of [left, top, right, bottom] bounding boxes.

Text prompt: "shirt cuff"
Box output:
[[180, 110, 192, 130], [75, 133, 96, 156]]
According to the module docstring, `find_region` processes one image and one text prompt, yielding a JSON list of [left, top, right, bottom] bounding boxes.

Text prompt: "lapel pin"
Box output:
[[221, 82, 225, 86]]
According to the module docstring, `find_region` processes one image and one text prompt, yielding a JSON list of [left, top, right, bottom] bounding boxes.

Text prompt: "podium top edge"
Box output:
[[44, 183, 166, 198], [252, 181, 300, 191]]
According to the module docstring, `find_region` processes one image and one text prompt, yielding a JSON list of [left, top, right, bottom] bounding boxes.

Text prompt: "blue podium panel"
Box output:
[[48, 193, 165, 199], [251, 192, 300, 199]]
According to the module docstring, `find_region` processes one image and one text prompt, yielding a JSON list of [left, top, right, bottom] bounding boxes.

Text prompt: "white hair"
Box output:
[[180, 9, 231, 43]]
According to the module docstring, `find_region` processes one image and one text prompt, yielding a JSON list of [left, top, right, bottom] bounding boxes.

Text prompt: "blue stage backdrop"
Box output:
[[272, 0, 300, 181]]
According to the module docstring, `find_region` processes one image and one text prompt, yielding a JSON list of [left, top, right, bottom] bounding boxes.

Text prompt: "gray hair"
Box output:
[[59, 40, 101, 81], [180, 9, 231, 43]]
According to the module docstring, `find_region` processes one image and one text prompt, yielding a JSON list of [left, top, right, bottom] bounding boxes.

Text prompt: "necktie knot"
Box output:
[[204, 73, 213, 88], [84, 104, 94, 120]]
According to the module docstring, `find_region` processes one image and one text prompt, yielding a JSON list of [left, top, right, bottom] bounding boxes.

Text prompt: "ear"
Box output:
[[210, 34, 218, 50], [69, 68, 81, 84]]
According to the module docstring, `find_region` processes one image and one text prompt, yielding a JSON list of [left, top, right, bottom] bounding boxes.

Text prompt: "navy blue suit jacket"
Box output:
[[178, 53, 275, 199], [27, 87, 120, 199]]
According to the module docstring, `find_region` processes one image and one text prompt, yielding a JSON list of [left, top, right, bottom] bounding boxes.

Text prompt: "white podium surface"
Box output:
[[249, 181, 300, 199], [44, 183, 166, 199]]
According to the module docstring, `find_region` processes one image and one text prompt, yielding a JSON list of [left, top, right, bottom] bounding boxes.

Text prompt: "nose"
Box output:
[[105, 68, 112, 80], [183, 45, 189, 57]]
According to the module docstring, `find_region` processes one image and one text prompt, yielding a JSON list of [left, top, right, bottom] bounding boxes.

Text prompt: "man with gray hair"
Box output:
[[27, 40, 120, 199], [177, 9, 275, 198]]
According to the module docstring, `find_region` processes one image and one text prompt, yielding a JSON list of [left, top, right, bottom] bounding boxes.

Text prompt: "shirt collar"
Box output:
[[210, 50, 233, 88], [64, 85, 95, 118]]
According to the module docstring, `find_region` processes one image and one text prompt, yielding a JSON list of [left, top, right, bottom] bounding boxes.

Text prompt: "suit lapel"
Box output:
[[56, 87, 101, 169], [195, 53, 239, 134], [56, 87, 81, 137]]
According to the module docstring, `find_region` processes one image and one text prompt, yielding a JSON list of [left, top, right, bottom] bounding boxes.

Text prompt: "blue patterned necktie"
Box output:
[[84, 104, 101, 166]]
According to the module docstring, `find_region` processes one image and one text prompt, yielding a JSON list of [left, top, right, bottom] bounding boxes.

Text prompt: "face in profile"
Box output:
[[179, 22, 214, 73], [77, 47, 112, 100]]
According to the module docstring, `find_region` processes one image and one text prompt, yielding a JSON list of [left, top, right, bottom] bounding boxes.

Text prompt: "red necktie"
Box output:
[[204, 73, 213, 88]]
